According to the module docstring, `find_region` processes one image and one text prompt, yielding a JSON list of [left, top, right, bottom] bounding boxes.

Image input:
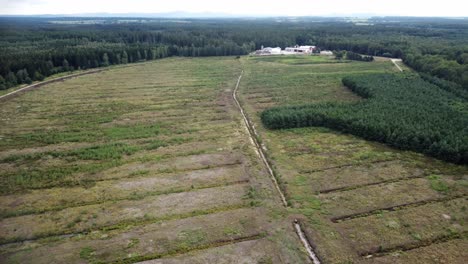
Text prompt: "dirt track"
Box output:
[[232, 70, 321, 264], [391, 59, 403, 72], [0, 68, 106, 102]]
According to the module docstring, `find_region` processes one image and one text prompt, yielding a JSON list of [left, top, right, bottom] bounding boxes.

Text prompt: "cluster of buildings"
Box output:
[[254, 45, 333, 56]]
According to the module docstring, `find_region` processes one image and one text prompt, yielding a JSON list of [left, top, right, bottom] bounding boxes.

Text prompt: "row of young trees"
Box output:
[[261, 74, 468, 164]]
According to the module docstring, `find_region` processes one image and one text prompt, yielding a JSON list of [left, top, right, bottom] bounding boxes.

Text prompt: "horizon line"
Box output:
[[0, 13, 467, 19]]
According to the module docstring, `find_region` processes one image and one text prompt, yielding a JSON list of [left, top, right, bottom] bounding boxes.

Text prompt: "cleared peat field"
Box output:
[[0, 58, 307, 263], [240, 56, 468, 263]]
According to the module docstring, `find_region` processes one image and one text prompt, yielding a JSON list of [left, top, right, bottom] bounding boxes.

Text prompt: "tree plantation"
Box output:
[[261, 74, 468, 164]]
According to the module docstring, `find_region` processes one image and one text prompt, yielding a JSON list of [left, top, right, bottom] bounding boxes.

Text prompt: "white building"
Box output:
[[285, 45, 316, 54], [253, 44, 317, 56]]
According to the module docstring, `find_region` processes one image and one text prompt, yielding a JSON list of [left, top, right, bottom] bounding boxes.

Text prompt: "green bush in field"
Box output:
[[261, 74, 468, 164]]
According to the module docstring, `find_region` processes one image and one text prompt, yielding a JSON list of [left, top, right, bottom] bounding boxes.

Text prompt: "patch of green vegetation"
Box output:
[[105, 124, 162, 140], [0, 160, 122, 194], [2, 142, 139, 162], [293, 175, 308, 186], [69, 143, 139, 160], [428, 175, 450, 193], [305, 196, 322, 210], [79, 246, 96, 260], [409, 232, 422, 241], [14, 129, 102, 145], [223, 226, 242, 236], [177, 229, 207, 250], [5, 123, 164, 148]]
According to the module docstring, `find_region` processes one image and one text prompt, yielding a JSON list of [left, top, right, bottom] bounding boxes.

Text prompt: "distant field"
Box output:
[[250, 55, 342, 65], [240, 55, 468, 263], [0, 57, 307, 263]]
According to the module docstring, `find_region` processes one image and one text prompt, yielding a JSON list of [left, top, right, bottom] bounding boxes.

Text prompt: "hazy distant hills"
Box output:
[[0, 12, 466, 19], [0, 11, 250, 18]]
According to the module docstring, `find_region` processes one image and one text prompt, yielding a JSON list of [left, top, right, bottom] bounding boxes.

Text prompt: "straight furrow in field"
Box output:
[[361, 232, 466, 258], [0, 165, 248, 218], [322, 178, 450, 221], [0, 208, 267, 264], [136, 238, 282, 264], [331, 195, 466, 223], [0, 128, 232, 161], [0, 139, 243, 194], [319, 174, 427, 194], [336, 197, 467, 256], [0, 183, 250, 244], [299, 159, 398, 174], [364, 238, 468, 263]]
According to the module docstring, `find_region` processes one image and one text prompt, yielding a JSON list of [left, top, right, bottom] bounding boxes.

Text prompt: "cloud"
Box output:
[[0, 0, 466, 17]]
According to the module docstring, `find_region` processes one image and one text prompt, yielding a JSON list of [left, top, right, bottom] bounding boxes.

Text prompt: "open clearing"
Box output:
[[0, 57, 308, 263], [0, 55, 466, 263], [239, 55, 467, 263]]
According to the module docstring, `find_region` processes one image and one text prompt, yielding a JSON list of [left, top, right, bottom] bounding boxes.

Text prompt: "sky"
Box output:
[[0, 0, 467, 17]]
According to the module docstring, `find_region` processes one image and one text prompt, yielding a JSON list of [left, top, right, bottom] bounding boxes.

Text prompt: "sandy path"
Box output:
[[391, 59, 403, 72]]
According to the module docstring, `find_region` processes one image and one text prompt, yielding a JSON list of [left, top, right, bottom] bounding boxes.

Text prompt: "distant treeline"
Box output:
[[261, 74, 468, 164], [0, 17, 467, 89]]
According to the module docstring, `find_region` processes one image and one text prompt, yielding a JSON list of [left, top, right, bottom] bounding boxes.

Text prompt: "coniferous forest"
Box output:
[[261, 74, 468, 164], [0, 17, 467, 90]]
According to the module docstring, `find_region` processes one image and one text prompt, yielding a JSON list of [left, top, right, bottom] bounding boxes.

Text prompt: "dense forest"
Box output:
[[261, 74, 468, 164], [0, 17, 467, 90]]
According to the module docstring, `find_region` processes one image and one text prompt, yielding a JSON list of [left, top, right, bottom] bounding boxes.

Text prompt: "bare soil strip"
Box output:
[[0, 183, 249, 244], [361, 231, 466, 258], [337, 197, 467, 256], [136, 238, 280, 264], [0, 165, 247, 218], [299, 159, 398, 174], [0, 208, 266, 264], [119, 234, 265, 264], [331, 194, 466, 222], [322, 177, 447, 220], [364, 239, 468, 263], [319, 174, 427, 194]]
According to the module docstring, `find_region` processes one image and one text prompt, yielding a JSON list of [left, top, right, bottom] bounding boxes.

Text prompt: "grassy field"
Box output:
[[239, 55, 467, 263], [1, 55, 466, 264], [249, 55, 343, 65], [0, 57, 308, 263]]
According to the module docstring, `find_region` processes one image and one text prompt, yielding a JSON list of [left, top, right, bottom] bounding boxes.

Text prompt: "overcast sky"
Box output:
[[1, 0, 467, 17]]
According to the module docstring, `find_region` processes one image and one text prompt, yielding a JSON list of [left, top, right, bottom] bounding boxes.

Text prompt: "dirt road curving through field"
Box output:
[[0, 69, 106, 102], [391, 58, 403, 72]]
